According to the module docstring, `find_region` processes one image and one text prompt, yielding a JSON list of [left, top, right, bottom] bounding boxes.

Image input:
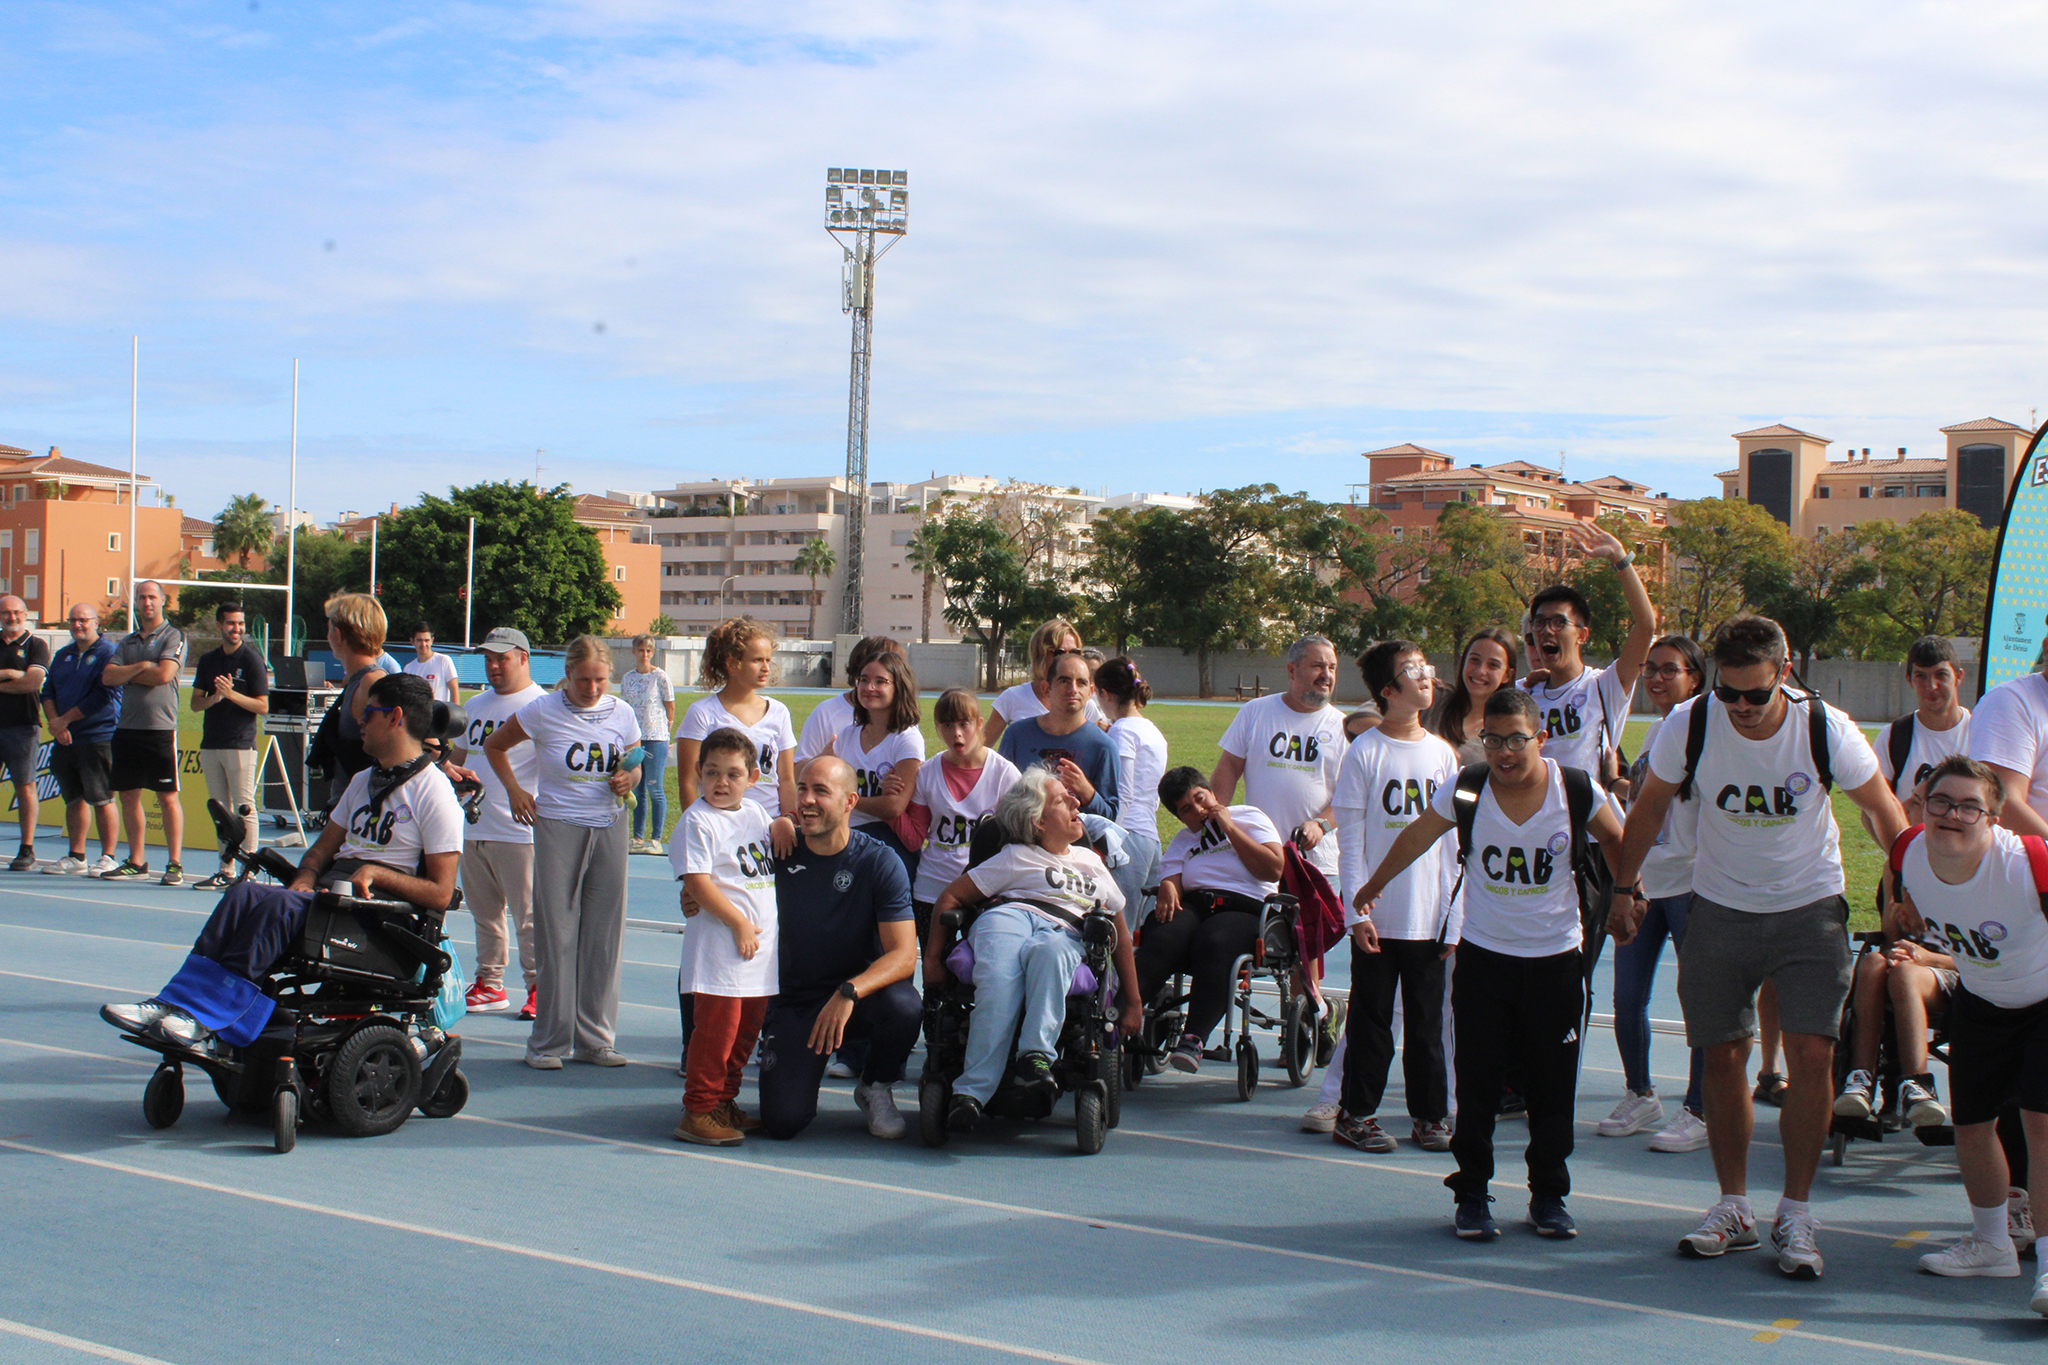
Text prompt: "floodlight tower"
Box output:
[[824, 167, 908, 636]]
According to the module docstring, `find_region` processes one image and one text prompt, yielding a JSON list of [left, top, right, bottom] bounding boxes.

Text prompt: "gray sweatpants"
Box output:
[[529, 813, 630, 1059], [462, 839, 536, 991]]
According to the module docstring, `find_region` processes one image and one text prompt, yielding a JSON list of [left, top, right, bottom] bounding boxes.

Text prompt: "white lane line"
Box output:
[[0, 1037, 154, 1067], [1113, 1127, 1913, 1244], [0, 888, 207, 916], [0, 968, 139, 994], [461, 1032, 680, 1074], [438, 1115, 2000, 1365], [0, 1315, 183, 1365], [0, 923, 183, 950], [0, 1140, 1112, 1365]]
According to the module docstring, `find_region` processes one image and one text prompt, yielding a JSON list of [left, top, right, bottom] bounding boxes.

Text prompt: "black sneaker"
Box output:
[[947, 1093, 983, 1133], [8, 847, 35, 872], [193, 871, 235, 891], [1013, 1051, 1058, 1102], [1498, 1085, 1527, 1118], [1529, 1196, 1578, 1239], [1454, 1195, 1499, 1240], [1899, 1074, 1948, 1128], [160, 861, 184, 887], [101, 861, 150, 880]]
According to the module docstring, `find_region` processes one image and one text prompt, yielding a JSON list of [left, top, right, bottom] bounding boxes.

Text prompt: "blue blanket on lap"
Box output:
[[156, 953, 277, 1047]]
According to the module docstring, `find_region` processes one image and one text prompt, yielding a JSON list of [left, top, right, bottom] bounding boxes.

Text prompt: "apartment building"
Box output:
[[1348, 444, 1674, 594], [1715, 419, 2033, 539], [0, 445, 179, 625], [570, 494, 662, 633]]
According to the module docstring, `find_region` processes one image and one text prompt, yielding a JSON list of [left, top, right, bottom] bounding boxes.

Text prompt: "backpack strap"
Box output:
[[1887, 714, 1915, 788], [1807, 691, 1833, 792], [1558, 763, 1596, 878], [1679, 695, 1710, 802], [1888, 823, 1924, 875], [2021, 836, 2048, 914], [1451, 761, 1490, 867]]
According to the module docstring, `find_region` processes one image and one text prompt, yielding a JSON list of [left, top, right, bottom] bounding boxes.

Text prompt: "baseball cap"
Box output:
[[479, 627, 531, 654]]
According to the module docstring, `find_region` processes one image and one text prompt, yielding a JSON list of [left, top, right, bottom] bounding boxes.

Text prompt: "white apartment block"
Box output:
[[622, 474, 1200, 641]]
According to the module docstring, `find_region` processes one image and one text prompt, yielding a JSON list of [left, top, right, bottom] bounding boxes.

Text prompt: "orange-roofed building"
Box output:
[[0, 445, 180, 625], [571, 494, 661, 635]]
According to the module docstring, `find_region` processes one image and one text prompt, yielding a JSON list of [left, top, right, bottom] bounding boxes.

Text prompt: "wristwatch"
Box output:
[[1614, 551, 1636, 570], [836, 981, 860, 1002]]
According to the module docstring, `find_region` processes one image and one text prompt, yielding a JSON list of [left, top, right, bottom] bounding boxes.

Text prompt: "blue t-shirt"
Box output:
[[773, 829, 913, 1004], [41, 637, 121, 742], [996, 716, 1121, 821]]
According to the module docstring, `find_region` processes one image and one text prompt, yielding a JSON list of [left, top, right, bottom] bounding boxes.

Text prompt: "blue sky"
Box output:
[[4, 1, 2047, 522]]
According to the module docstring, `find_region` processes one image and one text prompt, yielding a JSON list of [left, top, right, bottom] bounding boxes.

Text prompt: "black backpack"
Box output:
[[1887, 714, 1915, 788], [1677, 689, 1833, 803]]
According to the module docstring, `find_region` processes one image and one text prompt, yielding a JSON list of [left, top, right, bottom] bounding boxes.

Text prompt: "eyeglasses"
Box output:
[[362, 704, 399, 719], [1479, 733, 1538, 752], [1924, 794, 1990, 824], [1399, 663, 1436, 682], [1641, 663, 1692, 680], [1712, 683, 1781, 706], [1529, 613, 1579, 633]]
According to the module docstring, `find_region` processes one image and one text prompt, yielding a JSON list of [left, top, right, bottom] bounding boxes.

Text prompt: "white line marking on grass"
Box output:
[[0, 1315, 183, 1365], [0, 1140, 1114, 1365]]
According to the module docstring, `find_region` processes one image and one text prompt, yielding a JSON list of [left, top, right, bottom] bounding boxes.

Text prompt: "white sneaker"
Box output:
[[628, 837, 648, 854], [1772, 1210, 1825, 1280], [89, 854, 120, 877], [1918, 1236, 2019, 1277], [44, 854, 88, 875], [1598, 1090, 1665, 1137], [855, 1080, 906, 1139], [2011, 1188, 2036, 1256], [825, 1059, 856, 1080], [1833, 1069, 1876, 1119], [1679, 1199, 1759, 1258], [645, 839, 665, 857], [1648, 1107, 1710, 1153], [1301, 1101, 1341, 1133], [2032, 1269, 2048, 1317]]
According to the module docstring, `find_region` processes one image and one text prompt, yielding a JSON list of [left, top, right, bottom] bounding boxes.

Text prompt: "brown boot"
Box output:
[[715, 1100, 763, 1133], [673, 1109, 743, 1146]]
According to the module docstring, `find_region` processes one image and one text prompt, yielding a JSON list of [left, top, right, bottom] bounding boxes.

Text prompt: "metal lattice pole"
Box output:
[[825, 168, 906, 640]]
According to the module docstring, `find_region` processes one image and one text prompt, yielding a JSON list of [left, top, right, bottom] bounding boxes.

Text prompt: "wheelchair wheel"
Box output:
[[272, 1087, 298, 1154], [1094, 1051, 1122, 1130], [1234, 1039, 1258, 1102], [1281, 996, 1315, 1089], [143, 1062, 184, 1130], [918, 1077, 950, 1148], [417, 1067, 469, 1119], [1075, 1082, 1108, 1155], [327, 1024, 422, 1138], [1828, 1128, 1849, 1167], [1121, 1042, 1144, 1092]]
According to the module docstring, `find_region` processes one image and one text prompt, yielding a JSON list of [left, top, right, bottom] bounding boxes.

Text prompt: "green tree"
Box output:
[[648, 612, 676, 636], [902, 516, 945, 645], [1742, 529, 1859, 675], [373, 482, 620, 647], [1078, 506, 1157, 656], [1564, 513, 1657, 659], [212, 492, 275, 568], [1663, 498, 1792, 639], [1413, 503, 1528, 654], [1838, 510, 1996, 656], [793, 536, 836, 641], [927, 515, 1072, 689]]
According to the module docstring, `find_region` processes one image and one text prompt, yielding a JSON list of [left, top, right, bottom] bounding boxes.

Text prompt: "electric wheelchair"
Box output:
[[123, 723, 484, 1154], [917, 820, 1125, 1154]]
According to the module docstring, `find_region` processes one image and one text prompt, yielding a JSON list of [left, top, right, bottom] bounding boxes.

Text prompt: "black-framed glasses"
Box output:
[[1924, 794, 1990, 824], [1479, 732, 1538, 752], [1641, 663, 1693, 680], [1529, 613, 1579, 633], [1712, 683, 1778, 706]]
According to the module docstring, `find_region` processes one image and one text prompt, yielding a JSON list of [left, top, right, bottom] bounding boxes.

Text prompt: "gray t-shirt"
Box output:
[[114, 623, 188, 731]]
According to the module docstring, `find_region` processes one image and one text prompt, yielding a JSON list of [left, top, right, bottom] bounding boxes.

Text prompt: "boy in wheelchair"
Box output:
[[1832, 933, 1957, 1128], [920, 766, 1142, 1144], [100, 673, 465, 1052]]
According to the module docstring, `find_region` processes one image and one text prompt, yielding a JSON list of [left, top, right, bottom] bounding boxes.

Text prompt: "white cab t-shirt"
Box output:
[[330, 764, 466, 872], [1333, 728, 1460, 940], [911, 752, 1023, 903], [796, 692, 855, 765], [1633, 716, 1700, 901], [1524, 662, 1632, 787], [1876, 710, 1971, 805], [678, 693, 797, 814], [993, 681, 1108, 730], [967, 842, 1124, 933], [457, 682, 547, 844], [1428, 758, 1582, 958], [514, 691, 643, 828], [1898, 826, 2048, 1009], [1161, 804, 1284, 904], [833, 722, 926, 829], [1109, 715, 1169, 841], [673, 799, 779, 997], [403, 652, 461, 705], [1970, 673, 2048, 820], [1217, 694, 1346, 878], [1647, 693, 1878, 913]]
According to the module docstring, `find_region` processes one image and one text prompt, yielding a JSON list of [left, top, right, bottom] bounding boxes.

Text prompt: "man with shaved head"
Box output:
[[0, 595, 51, 869], [753, 755, 918, 1140], [100, 580, 188, 884]]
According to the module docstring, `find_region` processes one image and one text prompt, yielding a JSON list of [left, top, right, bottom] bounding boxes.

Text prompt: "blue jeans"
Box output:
[[1611, 892, 1704, 1111], [955, 904, 1082, 1103], [1108, 829, 1160, 931], [632, 740, 669, 841]]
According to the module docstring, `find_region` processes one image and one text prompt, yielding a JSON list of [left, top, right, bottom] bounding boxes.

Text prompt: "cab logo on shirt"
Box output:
[[1715, 772, 1809, 822], [1041, 862, 1103, 908], [467, 717, 500, 748], [1266, 732, 1323, 764], [1925, 918, 2004, 962], [930, 813, 973, 848], [855, 767, 893, 799], [563, 741, 625, 776], [1542, 702, 1585, 738], [348, 803, 407, 846], [1479, 841, 1559, 889], [735, 839, 775, 881], [1378, 778, 1438, 816]]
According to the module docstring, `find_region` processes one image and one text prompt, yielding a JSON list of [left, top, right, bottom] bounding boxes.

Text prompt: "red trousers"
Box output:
[[684, 993, 768, 1114]]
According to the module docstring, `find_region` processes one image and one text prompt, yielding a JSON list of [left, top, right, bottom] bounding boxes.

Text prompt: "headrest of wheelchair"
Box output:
[[965, 815, 1008, 870], [429, 700, 468, 743]]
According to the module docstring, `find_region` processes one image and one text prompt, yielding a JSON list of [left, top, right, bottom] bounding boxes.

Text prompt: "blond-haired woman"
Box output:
[[486, 635, 642, 1068], [319, 592, 389, 793]]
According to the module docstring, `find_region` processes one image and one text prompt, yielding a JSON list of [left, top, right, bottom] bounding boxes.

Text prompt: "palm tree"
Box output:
[[794, 536, 836, 640], [903, 519, 942, 644], [213, 492, 275, 568]]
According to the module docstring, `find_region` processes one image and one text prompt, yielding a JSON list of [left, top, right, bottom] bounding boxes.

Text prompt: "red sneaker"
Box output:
[[518, 987, 537, 1021], [465, 982, 509, 1013]]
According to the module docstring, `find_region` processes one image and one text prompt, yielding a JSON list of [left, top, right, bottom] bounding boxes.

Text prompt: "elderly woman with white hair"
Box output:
[[926, 765, 1144, 1130]]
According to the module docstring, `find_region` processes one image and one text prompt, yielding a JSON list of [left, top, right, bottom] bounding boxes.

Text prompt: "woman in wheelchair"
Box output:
[[1135, 766, 1287, 1075], [923, 766, 1142, 1132], [100, 672, 464, 1050]]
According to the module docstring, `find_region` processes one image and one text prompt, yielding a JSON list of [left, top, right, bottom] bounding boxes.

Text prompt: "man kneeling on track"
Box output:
[[1892, 756, 2048, 1314], [1135, 766, 1288, 1075], [99, 673, 463, 1050]]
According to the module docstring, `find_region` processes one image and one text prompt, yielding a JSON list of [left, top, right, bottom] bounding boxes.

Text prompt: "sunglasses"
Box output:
[[1923, 794, 1990, 824], [1479, 733, 1538, 752], [1712, 683, 1782, 706], [362, 704, 399, 719]]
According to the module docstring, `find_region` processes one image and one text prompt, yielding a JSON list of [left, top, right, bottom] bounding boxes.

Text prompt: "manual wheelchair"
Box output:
[[917, 821, 1126, 1154], [1826, 931, 1955, 1166]]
